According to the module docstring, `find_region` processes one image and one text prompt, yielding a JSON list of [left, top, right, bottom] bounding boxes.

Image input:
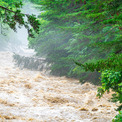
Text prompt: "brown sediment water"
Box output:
[[0, 51, 118, 122]]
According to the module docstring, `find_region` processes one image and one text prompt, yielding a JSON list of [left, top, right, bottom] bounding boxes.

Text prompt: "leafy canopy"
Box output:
[[0, 0, 40, 37]]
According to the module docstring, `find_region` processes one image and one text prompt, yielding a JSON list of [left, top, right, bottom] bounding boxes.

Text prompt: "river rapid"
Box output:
[[0, 51, 118, 122]]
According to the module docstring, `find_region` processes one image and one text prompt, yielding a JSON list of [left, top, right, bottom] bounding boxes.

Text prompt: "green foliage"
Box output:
[[0, 0, 40, 37], [75, 54, 122, 72], [97, 70, 122, 110], [112, 111, 122, 122], [29, 0, 40, 4]]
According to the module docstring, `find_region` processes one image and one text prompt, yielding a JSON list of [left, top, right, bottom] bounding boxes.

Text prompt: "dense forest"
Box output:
[[29, 0, 122, 80], [0, 0, 122, 121]]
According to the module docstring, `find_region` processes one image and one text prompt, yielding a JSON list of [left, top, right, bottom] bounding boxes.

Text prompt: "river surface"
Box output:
[[0, 51, 118, 121]]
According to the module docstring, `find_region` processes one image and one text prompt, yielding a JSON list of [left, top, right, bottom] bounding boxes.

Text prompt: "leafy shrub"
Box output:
[[97, 70, 122, 121], [97, 70, 122, 110], [112, 111, 122, 122]]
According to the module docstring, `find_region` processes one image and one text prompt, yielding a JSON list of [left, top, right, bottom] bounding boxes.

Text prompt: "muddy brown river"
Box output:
[[0, 51, 118, 122]]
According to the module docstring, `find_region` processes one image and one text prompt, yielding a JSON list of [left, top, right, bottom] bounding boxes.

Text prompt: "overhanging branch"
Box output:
[[0, 5, 29, 16], [0, 5, 16, 13]]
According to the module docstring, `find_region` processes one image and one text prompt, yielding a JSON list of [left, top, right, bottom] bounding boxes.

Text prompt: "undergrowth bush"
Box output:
[[112, 111, 122, 122], [97, 70, 122, 121]]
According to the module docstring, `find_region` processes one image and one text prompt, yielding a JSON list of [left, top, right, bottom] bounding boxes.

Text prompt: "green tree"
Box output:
[[0, 0, 40, 37]]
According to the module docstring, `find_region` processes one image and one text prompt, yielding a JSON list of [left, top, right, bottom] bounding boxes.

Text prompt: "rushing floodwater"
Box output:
[[0, 51, 118, 122]]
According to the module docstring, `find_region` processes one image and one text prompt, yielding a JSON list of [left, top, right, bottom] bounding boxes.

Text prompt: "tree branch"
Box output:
[[0, 5, 16, 13], [0, 5, 29, 16]]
